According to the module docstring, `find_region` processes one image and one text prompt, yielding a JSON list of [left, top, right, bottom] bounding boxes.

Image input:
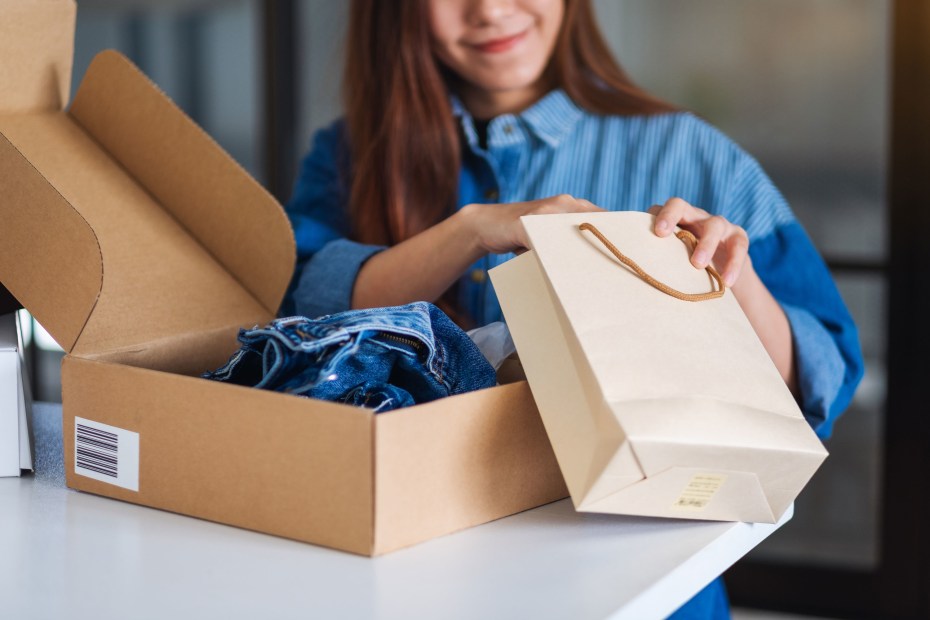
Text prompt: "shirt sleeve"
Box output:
[[280, 120, 387, 318], [723, 154, 864, 439]]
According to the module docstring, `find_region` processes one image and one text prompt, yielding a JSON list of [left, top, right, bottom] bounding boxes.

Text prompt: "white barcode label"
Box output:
[[74, 416, 139, 492]]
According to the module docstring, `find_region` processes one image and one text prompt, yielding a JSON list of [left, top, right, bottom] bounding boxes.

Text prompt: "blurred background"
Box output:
[[11, 1, 928, 617]]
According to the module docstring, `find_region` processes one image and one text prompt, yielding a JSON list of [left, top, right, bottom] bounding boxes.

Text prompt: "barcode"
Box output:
[[74, 416, 140, 492], [76, 423, 118, 478]]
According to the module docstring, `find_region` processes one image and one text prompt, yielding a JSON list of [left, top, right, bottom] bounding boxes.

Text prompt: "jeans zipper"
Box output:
[[378, 332, 425, 351]]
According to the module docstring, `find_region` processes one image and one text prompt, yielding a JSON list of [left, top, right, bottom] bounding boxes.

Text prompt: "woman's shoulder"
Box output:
[[307, 118, 348, 154], [581, 110, 757, 187], [587, 109, 793, 236], [594, 110, 745, 157], [296, 118, 352, 180]]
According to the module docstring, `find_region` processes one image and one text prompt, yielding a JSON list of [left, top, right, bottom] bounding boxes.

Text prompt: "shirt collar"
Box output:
[[451, 88, 584, 149], [519, 89, 585, 148]]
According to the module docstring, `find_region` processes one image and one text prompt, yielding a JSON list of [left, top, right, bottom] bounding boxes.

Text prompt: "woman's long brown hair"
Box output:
[[344, 0, 675, 321]]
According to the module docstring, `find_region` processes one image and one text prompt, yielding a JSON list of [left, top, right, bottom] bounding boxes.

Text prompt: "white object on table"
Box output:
[[1, 403, 790, 620], [0, 311, 31, 476]]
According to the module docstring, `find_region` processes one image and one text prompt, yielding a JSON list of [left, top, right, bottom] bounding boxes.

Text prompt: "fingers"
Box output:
[[719, 229, 749, 287], [689, 216, 749, 286], [652, 197, 687, 236], [650, 197, 749, 286], [690, 215, 727, 269], [471, 194, 604, 255], [509, 194, 750, 286], [652, 197, 711, 237]]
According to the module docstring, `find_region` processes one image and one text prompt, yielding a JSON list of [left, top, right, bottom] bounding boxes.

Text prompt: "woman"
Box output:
[[283, 1, 863, 616]]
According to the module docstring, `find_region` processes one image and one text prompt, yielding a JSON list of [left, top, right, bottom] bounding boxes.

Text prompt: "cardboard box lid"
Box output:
[[0, 0, 75, 114], [0, 50, 295, 359]]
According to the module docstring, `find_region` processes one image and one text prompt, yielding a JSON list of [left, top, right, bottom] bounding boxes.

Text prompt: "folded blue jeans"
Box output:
[[203, 302, 497, 412]]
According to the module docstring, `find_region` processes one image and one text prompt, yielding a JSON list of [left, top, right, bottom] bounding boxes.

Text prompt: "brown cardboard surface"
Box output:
[[0, 0, 75, 113], [63, 356, 376, 555], [0, 132, 101, 352], [0, 112, 271, 363], [70, 51, 294, 316], [373, 382, 567, 555], [92, 323, 245, 377]]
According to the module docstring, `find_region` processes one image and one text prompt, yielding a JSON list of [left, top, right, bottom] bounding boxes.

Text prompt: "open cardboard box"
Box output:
[[0, 1, 567, 555]]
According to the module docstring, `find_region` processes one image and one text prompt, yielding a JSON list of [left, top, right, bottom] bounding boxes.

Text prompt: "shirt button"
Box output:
[[484, 189, 499, 201], [503, 124, 514, 135], [470, 269, 487, 284]]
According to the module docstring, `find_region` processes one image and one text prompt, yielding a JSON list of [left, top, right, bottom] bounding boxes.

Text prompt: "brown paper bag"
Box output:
[[489, 211, 827, 523]]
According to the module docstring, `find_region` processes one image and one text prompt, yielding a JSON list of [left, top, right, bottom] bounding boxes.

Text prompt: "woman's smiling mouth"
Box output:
[[468, 29, 529, 54]]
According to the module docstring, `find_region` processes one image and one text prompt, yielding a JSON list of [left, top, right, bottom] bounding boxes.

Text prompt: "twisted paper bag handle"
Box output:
[[578, 222, 725, 302]]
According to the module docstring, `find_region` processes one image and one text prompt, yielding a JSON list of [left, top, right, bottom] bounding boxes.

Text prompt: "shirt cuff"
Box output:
[[291, 239, 386, 318], [782, 302, 845, 438]]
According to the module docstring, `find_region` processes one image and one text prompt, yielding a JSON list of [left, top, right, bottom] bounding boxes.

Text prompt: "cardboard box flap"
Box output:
[[69, 50, 295, 317], [0, 50, 295, 362], [0, 132, 101, 353], [0, 112, 271, 363], [0, 0, 75, 114], [0, 110, 272, 360]]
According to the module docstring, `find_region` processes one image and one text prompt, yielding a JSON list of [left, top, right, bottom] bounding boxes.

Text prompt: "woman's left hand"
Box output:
[[649, 198, 749, 288]]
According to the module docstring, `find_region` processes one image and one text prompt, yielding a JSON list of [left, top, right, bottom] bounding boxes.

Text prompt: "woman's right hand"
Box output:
[[459, 194, 604, 255]]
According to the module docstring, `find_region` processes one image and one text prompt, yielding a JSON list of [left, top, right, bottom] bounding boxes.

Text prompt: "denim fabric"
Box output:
[[668, 578, 730, 619], [204, 302, 497, 412]]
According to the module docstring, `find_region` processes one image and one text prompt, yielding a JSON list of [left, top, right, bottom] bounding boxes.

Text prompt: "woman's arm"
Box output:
[[728, 257, 798, 395], [285, 123, 600, 316], [351, 195, 602, 309], [350, 208, 483, 309]]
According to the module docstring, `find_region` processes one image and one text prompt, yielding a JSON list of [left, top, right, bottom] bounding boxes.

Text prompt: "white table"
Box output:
[[1, 403, 789, 620]]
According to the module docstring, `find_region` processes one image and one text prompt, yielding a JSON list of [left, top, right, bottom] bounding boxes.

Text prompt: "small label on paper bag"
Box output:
[[673, 474, 726, 510], [74, 416, 139, 492]]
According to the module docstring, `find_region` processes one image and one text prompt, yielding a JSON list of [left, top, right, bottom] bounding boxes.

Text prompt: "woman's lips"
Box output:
[[469, 30, 528, 54]]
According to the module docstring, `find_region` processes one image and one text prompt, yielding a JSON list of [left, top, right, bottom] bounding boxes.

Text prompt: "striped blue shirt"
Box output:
[[283, 89, 863, 441]]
